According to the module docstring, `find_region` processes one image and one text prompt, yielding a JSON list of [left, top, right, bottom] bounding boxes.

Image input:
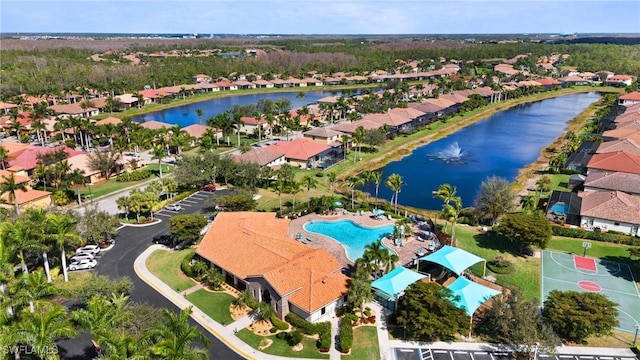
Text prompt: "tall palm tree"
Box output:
[[23, 209, 52, 282], [46, 214, 84, 282], [12, 302, 78, 360], [442, 196, 463, 246], [66, 169, 86, 205], [302, 174, 318, 191], [289, 180, 302, 212], [385, 173, 405, 214], [149, 307, 210, 360], [0, 173, 28, 215], [195, 108, 204, 124], [346, 267, 373, 320], [273, 179, 286, 214], [369, 171, 383, 209], [327, 172, 337, 195], [432, 183, 457, 231], [343, 176, 365, 209], [381, 252, 399, 274], [10, 270, 56, 313], [8, 221, 46, 275], [151, 145, 166, 179], [352, 126, 366, 161], [363, 240, 387, 271]]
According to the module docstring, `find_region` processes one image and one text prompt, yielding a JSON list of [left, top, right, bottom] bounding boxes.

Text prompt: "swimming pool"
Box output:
[[304, 219, 394, 261]]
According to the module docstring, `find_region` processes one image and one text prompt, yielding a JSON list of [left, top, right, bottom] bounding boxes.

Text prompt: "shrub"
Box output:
[[288, 329, 304, 346], [551, 225, 640, 245], [315, 172, 324, 177], [270, 315, 289, 331], [269, 327, 278, 334], [116, 169, 153, 182], [339, 318, 353, 352], [318, 330, 331, 352], [180, 252, 196, 278], [285, 313, 331, 351], [487, 256, 515, 274], [276, 331, 287, 340]]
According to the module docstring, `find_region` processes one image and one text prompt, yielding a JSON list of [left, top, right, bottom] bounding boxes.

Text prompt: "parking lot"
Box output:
[[393, 348, 639, 360], [153, 190, 216, 217]]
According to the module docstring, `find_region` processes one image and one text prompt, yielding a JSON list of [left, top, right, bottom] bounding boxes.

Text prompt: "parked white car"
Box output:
[[68, 259, 97, 271], [69, 253, 95, 263], [165, 204, 183, 211], [75, 244, 100, 255]]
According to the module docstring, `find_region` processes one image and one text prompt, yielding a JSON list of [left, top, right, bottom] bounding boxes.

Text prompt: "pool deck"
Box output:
[[289, 211, 439, 269]]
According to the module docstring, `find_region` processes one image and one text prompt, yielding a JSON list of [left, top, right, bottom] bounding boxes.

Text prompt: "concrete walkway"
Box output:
[[330, 316, 341, 360], [370, 302, 393, 360]]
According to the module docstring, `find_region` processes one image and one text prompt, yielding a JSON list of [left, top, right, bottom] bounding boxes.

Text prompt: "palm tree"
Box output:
[[327, 172, 337, 195], [10, 270, 56, 313], [23, 208, 51, 282], [385, 173, 405, 214], [340, 133, 351, 163], [369, 171, 383, 209], [0, 145, 9, 170], [232, 289, 254, 310], [46, 214, 84, 282], [8, 221, 46, 275], [195, 108, 204, 124], [363, 240, 387, 271], [151, 145, 166, 179], [432, 183, 457, 231], [343, 176, 365, 209], [12, 302, 78, 360], [302, 174, 318, 191], [256, 301, 275, 325], [442, 196, 463, 246], [149, 307, 210, 360], [0, 173, 28, 215], [204, 268, 224, 290], [72, 293, 130, 334], [352, 126, 366, 161], [66, 169, 86, 205], [380, 252, 399, 274], [346, 267, 373, 320], [289, 180, 302, 212], [273, 179, 286, 214]]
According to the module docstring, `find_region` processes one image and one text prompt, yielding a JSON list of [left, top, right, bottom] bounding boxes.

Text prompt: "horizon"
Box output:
[[2, 1, 639, 35]]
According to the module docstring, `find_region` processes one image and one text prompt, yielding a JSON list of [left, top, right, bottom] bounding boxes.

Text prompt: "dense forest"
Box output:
[[1, 39, 639, 99]]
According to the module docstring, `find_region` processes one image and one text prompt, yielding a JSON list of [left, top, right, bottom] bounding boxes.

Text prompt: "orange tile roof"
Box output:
[[587, 151, 640, 175], [332, 119, 382, 134], [602, 127, 639, 139], [0, 142, 30, 157], [580, 190, 640, 224], [596, 139, 640, 156], [139, 120, 172, 130], [0, 170, 30, 185], [96, 117, 122, 126], [196, 212, 348, 313], [620, 92, 640, 101], [8, 145, 86, 171], [241, 116, 266, 126], [233, 148, 285, 166], [182, 124, 215, 139], [1, 188, 51, 206], [196, 212, 309, 279], [265, 138, 330, 161]]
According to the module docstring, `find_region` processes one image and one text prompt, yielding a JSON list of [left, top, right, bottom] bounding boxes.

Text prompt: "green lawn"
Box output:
[[79, 164, 166, 198], [236, 329, 329, 359], [455, 225, 541, 300], [344, 326, 380, 360], [547, 237, 640, 286], [146, 248, 196, 292], [186, 289, 235, 325]]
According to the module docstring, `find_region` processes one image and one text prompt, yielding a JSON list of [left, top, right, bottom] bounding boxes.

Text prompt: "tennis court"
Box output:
[[541, 250, 640, 333]]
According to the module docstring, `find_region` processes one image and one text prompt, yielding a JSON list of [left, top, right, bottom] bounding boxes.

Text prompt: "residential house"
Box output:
[[596, 138, 640, 156], [182, 124, 221, 144], [252, 79, 274, 89], [239, 116, 267, 135], [0, 102, 19, 115], [619, 92, 640, 106], [586, 151, 640, 175], [606, 75, 633, 87], [583, 172, 640, 196], [8, 145, 85, 176], [233, 80, 256, 90], [558, 75, 592, 87], [535, 78, 561, 89], [233, 148, 286, 168], [114, 94, 139, 109], [423, 97, 458, 117], [49, 103, 99, 118], [213, 81, 238, 91], [66, 153, 115, 184], [194, 83, 220, 93], [601, 127, 638, 141], [139, 120, 172, 131], [332, 119, 382, 135], [264, 138, 334, 169], [193, 74, 212, 84], [0, 170, 51, 213], [303, 127, 343, 146], [579, 190, 640, 235], [95, 117, 123, 126], [195, 212, 348, 322], [271, 78, 292, 88]]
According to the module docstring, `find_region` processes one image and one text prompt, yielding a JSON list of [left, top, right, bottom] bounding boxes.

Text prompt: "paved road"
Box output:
[[57, 189, 244, 360], [393, 348, 640, 360]]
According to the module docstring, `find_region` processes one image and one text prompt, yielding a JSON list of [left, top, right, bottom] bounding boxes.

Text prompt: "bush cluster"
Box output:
[[180, 252, 196, 278], [285, 313, 331, 351], [115, 169, 153, 182], [338, 318, 353, 353], [487, 256, 515, 274], [270, 315, 290, 331], [551, 226, 640, 245]]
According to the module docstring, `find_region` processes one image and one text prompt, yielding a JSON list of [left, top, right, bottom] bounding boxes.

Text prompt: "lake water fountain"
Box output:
[[429, 141, 467, 163]]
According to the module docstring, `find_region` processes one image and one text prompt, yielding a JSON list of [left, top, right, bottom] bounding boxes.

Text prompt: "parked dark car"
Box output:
[[152, 234, 180, 248], [201, 184, 216, 192]]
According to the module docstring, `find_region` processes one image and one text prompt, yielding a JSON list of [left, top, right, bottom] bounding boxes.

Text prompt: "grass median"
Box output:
[[236, 328, 330, 359], [145, 248, 196, 293]]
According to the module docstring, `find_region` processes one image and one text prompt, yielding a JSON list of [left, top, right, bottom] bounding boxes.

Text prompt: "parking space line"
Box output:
[[155, 212, 172, 216], [182, 199, 199, 204]]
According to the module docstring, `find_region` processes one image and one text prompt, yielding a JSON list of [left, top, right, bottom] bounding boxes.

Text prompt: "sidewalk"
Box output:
[[134, 245, 327, 360]]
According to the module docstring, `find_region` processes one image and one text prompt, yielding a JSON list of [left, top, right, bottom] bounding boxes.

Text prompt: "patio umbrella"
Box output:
[[373, 209, 385, 216], [334, 201, 343, 207]]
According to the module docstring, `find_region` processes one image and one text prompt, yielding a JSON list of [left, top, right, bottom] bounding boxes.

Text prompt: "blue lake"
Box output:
[[364, 92, 601, 210], [132, 89, 365, 127]]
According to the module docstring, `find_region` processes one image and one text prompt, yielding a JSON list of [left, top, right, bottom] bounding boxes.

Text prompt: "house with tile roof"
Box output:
[[252, 79, 274, 88], [596, 138, 640, 156], [331, 119, 382, 135], [602, 127, 639, 140], [139, 120, 172, 130], [8, 145, 86, 176], [239, 116, 267, 135], [0, 170, 51, 212], [619, 92, 640, 106], [196, 212, 348, 322], [49, 103, 98, 118], [264, 138, 334, 169], [182, 124, 221, 142], [586, 151, 640, 175], [95, 117, 123, 126], [584, 172, 640, 195], [0, 102, 19, 115], [303, 127, 343, 146], [192, 74, 211, 84], [233, 148, 286, 167], [606, 75, 633, 87], [579, 191, 640, 235]]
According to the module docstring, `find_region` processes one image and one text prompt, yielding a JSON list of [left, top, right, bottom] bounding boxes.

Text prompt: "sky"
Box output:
[[1, 0, 639, 35]]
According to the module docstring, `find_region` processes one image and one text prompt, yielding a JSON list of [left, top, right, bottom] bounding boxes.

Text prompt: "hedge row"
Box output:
[[180, 252, 196, 278], [551, 226, 640, 246], [339, 318, 353, 353], [285, 313, 331, 351], [116, 169, 153, 182], [270, 315, 289, 331]]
